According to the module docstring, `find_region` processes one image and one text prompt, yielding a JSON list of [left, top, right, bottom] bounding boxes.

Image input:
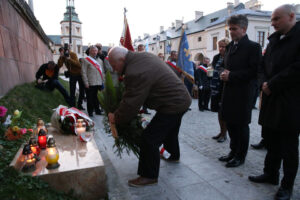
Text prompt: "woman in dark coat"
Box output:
[[210, 38, 230, 143]]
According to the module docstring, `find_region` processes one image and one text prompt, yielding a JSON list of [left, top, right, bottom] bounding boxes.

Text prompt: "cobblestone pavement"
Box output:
[[92, 99, 299, 200]]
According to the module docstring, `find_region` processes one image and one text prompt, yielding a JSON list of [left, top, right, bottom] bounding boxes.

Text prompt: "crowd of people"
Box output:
[[34, 4, 299, 200]]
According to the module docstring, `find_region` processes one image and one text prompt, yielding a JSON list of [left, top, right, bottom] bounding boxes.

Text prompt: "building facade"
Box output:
[[134, 1, 300, 64]]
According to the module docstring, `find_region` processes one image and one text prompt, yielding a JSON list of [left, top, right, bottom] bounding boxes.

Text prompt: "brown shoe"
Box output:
[[128, 176, 158, 187]]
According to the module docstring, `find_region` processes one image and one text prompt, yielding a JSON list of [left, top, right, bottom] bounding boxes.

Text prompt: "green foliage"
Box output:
[[99, 71, 143, 158], [0, 79, 69, 124], [0, 80, 79, 200]]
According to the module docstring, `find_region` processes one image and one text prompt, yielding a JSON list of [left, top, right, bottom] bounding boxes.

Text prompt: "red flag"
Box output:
[[120, 14, 134, 51]]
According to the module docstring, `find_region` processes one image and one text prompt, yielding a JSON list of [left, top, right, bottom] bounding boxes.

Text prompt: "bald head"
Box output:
[[108, 46, 128, 73], [272, 4, 296, 34]]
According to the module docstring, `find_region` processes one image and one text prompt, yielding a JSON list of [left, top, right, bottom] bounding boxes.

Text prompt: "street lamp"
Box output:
[[67, 0, 74, 49]]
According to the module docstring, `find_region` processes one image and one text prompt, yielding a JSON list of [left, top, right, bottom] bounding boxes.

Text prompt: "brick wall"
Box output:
[[0, 0, 53, 96]]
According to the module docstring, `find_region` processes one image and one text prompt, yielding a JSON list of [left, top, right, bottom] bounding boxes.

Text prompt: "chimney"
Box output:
[[171, 22, 175, 29], [195, 11, 204, 20], [29, 0, 34, 13], [234, 0, 240, 6], [160, 26, 164, 33], [295, 4, 300, 14], [227, 2, 234, 15], [175, 20, 183, 29]]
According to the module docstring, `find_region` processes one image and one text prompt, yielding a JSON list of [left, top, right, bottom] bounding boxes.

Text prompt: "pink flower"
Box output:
[[28, 129, 33, 133], [0, 106, 8, 117], [20, 128, 27, 135]]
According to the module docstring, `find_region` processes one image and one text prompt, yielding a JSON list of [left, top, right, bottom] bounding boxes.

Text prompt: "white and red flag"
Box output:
[[120, 8, 134, 51]]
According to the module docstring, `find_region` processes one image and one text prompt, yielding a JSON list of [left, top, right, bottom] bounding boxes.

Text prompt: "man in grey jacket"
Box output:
[[108, 46, 191, 187]]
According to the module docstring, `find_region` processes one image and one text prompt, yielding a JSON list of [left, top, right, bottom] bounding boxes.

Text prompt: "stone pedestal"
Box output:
[[10, 127, 107, 200]]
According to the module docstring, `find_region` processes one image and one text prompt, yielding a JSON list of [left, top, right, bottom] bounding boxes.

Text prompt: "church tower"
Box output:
[[60, 0, 83, 57]]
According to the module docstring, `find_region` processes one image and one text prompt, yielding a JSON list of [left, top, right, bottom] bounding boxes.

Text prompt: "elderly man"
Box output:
[[218, 15, 262, 167], [248, 5, 300, 200], [81, 46, 105, 117], [108, 46, 191, 187]]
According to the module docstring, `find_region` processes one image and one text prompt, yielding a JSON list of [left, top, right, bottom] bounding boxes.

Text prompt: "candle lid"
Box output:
[[29, 137, 38, 146], [22, 144, 32, 155], [38, 129, 47, 136], [47, 137, 56, 148]]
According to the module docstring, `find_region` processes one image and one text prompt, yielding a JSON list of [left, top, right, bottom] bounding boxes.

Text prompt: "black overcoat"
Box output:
[[221, 35, 262, 124], [259, 21, 300, 132]]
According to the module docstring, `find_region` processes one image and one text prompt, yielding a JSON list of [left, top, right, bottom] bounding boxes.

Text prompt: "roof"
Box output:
[[134, 3, 274, 46], [48, 35, 61, 45], [61, 6, 81, 23]]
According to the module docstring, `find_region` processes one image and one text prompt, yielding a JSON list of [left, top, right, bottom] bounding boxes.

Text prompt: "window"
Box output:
[[160, 45, 162, 49], [210, 17, 219, 23], [76, 27, 80, 34], [77, 45, 81, 54], [152, 47, 154, 51], [198, 37, 202, 42], [66, 26, 69, 34], [257, 31, 265, 47], [213, 36, 218, 50]]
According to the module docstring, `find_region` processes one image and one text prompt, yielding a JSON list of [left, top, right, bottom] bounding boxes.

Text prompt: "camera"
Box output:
[[64, 70, 70, 78], [64, 43, 70, 57]]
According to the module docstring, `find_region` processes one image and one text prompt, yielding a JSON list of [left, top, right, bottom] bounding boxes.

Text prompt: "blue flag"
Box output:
[[177, 31, 194, 76]]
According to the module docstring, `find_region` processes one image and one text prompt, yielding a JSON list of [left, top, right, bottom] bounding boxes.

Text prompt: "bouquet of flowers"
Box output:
[[99, 71, 144, 158], [51, 105, 94, 135], [4, 109, 32, 140]]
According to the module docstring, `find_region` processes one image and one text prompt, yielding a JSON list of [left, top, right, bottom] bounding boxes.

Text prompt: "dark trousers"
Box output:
[[86, 85, 102, 115], [44, 79, 70, 105], [198, 88, 210, 110], [227, 123, 249, 160], [137, 111, 185, 179], [69, 74, 85, 107], [263, 126, 299, 189]]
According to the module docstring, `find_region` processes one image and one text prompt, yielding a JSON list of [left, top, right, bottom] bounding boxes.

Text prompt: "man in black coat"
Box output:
[[248, 5, 300, 200], [194, 58, 211, 111], [218, 15, 262, 167]]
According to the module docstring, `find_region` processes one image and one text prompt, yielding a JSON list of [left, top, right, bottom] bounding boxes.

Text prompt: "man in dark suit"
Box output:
[[218, 15, 262, 167], [248, 5, 300, 200]]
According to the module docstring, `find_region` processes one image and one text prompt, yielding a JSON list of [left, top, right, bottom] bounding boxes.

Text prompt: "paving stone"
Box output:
[[90, 98, 300, 200], [176, 183, 229, 200]]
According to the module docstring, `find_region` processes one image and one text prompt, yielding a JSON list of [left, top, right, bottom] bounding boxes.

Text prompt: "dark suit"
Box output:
[[258, 21, 300, 190], [221, 35, 261, 160]]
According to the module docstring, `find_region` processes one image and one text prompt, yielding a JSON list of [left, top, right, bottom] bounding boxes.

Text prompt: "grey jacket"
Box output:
[[81, 57, 104, 87], [115, 51, 192, 125]]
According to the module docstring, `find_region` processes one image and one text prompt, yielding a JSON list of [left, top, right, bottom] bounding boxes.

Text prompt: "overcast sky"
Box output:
[[32, 0, 299, 46]]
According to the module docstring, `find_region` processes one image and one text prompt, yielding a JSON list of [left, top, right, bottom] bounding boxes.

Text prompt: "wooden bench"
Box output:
[[10, 127, 107, 200]]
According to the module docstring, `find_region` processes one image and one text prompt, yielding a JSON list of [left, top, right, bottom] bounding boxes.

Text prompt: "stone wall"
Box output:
[[0, 0, 53, 96]]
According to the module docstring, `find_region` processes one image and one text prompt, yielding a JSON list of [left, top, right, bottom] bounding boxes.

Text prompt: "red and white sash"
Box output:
[[85, 56, 104, 81], [166, 61, 182, 73], [198, 65, 207, 73]]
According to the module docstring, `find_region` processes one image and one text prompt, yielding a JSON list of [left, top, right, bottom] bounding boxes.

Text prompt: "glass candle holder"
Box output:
[[38, 129, 47, 149], [46, 137, 60, 169], [21, 144, 36, 173], [75, 119, 86, 136]]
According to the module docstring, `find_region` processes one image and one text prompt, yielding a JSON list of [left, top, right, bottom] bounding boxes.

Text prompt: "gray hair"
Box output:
[[108, 46, 128, 62], [227, 15, 248, 29]]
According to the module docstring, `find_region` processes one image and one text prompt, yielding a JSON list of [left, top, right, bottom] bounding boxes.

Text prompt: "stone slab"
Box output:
[[10, 127, 107, 200]]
